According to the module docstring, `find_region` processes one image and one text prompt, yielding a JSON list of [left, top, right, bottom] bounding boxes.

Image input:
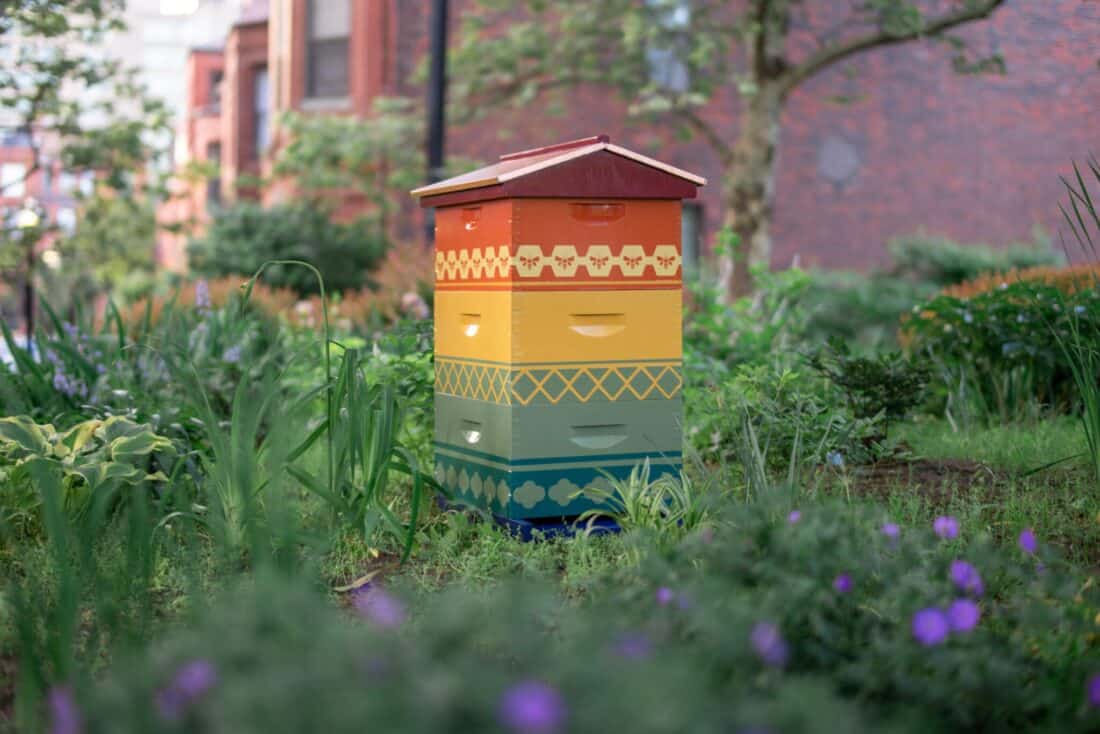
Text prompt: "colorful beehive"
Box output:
[[411, 135, 705, 521]]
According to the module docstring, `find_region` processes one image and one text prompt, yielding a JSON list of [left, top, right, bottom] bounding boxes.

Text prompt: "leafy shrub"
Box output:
[[187, 202, 388, 296], [802, 270, 937, 349], [808, 337, 932, 440], [904, 280, 1100, 424], [684, 265, 812, 387], [941, 262, 1100, 300], [62, 501, 1100, 733], [887, 232, 1061, 287], [688, 362, 879, 476], [0, 415, 177, 534], [0, 287, 289, 435]]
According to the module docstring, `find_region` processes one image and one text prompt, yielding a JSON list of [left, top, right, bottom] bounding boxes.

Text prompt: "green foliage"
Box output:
[[578, 459, 716, 548], [905, 283, 1100, 425], [55, 193, 158, 303], [689, 362, 880, 476], [54, 500, 1100, 734], [273, 99, 423, 219], [809, 337, 932, 438], [802, 233, 1061, 350], [0, 0, 171, 283], [1056, 157, 1100, 483], [684, 264, 812, 384], [187, 202, 387, 296], [887, 232, 1060, 287], [0, 415, 176, 534]]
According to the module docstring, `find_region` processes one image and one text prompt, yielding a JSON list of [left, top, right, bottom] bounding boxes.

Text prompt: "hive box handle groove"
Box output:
[[570, 202, 625, 224], [570, 424, 628, 450], [569, 313, 625, 338]]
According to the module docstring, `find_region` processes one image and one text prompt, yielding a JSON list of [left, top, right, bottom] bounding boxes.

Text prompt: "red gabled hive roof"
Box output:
[[410, 135, 706, 207]]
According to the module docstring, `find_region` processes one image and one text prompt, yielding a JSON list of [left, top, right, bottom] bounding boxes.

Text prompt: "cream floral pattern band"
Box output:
[[434, 244, 682, 281]]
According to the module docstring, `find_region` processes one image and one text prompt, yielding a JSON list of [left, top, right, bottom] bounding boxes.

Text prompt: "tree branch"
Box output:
[[679, 108, 732, 166], [777, 0, 1007, 98]]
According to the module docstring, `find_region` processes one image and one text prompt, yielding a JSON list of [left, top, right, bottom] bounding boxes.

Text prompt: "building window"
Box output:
[[210, 70, 224, 110], [1, 162, 27, 198], [646, 0, 691, 92], [681, 201, 703, 279], [206, 143, 221, 207], [253, 66, 270, 158], [307, 0, 350, 98]]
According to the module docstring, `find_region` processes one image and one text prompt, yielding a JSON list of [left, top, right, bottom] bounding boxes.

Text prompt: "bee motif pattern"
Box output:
[[434, 245, 681, 281]]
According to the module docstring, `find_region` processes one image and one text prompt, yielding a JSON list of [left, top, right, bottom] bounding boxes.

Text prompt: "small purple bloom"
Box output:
[[750, 622, 789, 667], [1087, 674, 1100, 708], [881, 522, 900, 540], [222, 345, 243, 364], [833, 573, 853, 594], [949, 560, 984, 596], [353, 588, 407, 629], [156, 660, 217, 721], [655, 586, 674, 606], [1018, 528, 1037, 554], [933, 516, 960, 540], [194, 280, 211, 311], [911, 607, 950, 646], [826, 451, 844, 468], [787, 510, 801, 524], [498, 681, 567, 734], [47, 685, 81, 734], [947, 599, 981, 633], [612, 631, 652, 661]]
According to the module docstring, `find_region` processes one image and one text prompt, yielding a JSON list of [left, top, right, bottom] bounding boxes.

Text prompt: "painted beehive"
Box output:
[[412, 135, 705, 521]]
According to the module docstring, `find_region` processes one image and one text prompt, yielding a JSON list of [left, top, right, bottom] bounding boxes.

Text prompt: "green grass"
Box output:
[[821, 417, 1100, 568], [899, 415, 1088, 471]]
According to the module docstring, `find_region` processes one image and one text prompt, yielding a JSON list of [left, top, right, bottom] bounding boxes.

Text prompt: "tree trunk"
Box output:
[[720, 83, 783, 300]]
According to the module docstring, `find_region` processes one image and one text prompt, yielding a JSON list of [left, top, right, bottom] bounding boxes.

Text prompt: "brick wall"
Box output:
[[396, 0, 1099, 270]]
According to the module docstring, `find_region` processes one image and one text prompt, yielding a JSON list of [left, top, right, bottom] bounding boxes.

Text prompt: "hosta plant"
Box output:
[[0, 415, 177, 533]]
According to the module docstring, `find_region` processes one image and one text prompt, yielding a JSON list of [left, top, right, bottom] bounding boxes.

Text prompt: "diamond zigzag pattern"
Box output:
[[435, 360, 682, 404], [435, 244, 681, 281]]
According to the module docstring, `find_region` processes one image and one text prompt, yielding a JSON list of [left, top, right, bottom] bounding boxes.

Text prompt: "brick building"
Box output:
[[156, 0, 1100, 274]]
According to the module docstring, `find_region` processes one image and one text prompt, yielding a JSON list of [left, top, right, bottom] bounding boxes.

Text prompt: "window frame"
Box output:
[[305, 0, 350, 99]]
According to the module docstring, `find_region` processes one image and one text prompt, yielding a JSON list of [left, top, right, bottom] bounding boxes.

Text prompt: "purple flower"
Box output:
[[612, 631, 652, 660], [353, 588, 407, 629], [222, 345, 243, 364], [911, 607, 950, 646], [47, 685, 81, 734], [1018, 528, 1037, 554], [194, 280, 211, 311], [1087, 674, 1100, 708], [750, 622, 789, 667], [881, 522, 900, 540], [156, 660, 218, 721], [498, 681, 567, 734], [787, 510, 801, 524], [655, 586, 675, 606], [826, 451, 844, 468], [949, 560, 984, 596], [833, 573, 853, 594], [933, 516, 959, 540], [947, 599, 981, 633]]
